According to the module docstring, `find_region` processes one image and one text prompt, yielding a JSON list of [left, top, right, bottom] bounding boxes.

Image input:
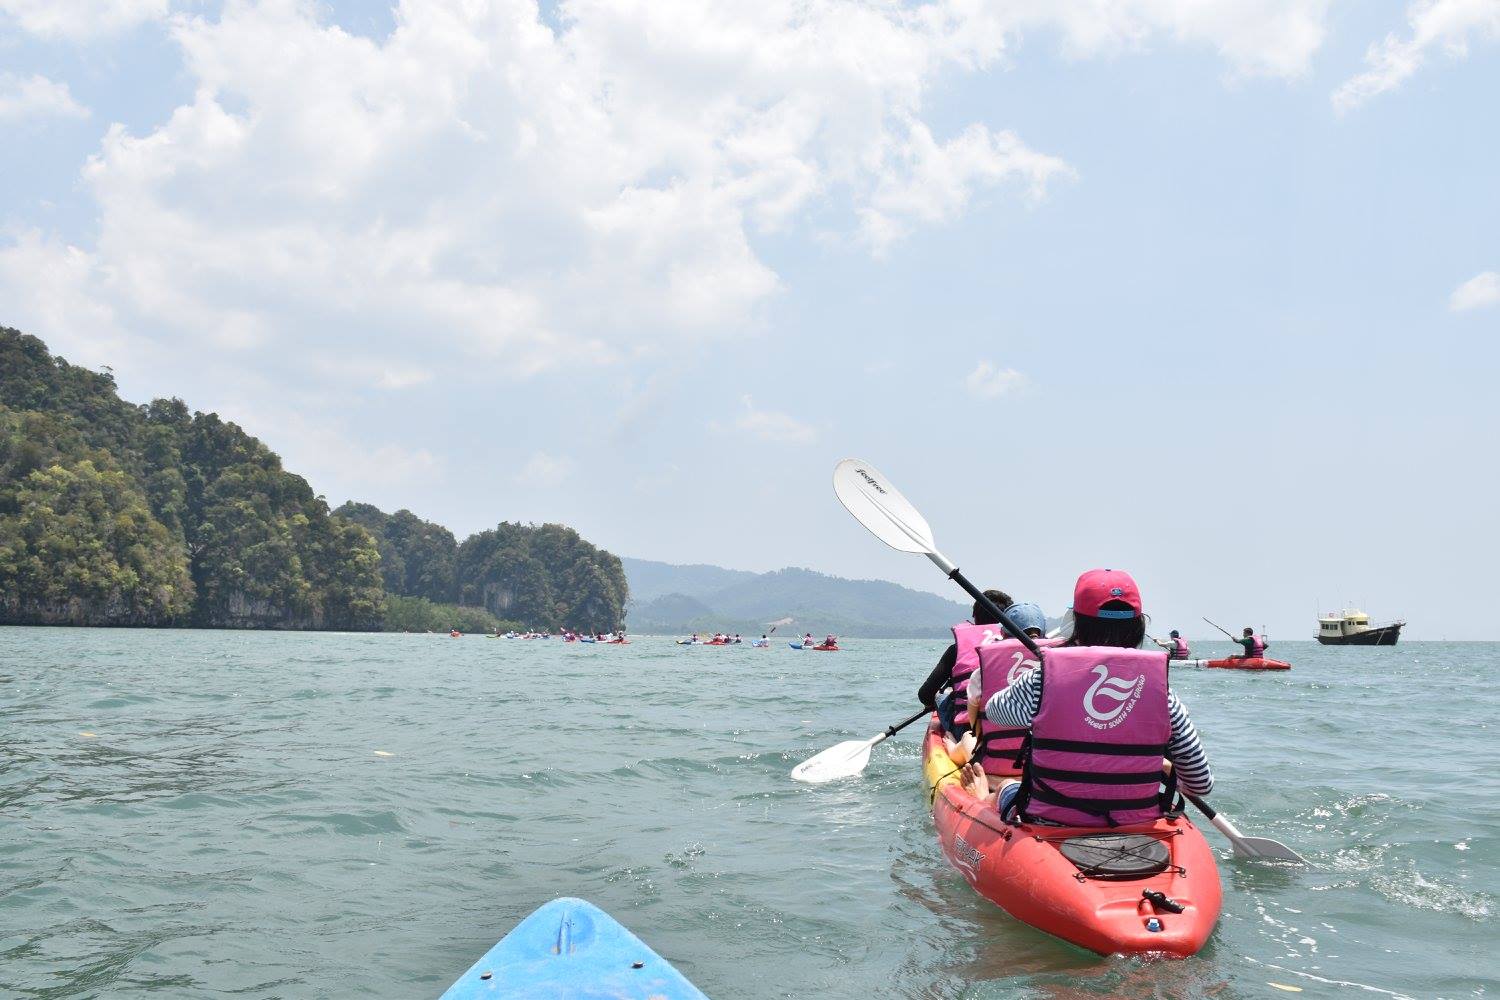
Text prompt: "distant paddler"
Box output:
[[1152, 629, 1190, 660], [1233, 626, 1268, 659], [1202, 617, 1268, 659]]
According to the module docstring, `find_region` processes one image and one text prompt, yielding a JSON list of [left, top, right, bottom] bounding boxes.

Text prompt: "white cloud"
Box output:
[[859, 122, 1075, 252], [0, 0, 167, 41], [965, 361, 1025, 399], [1450, 271, 1500, 311], [515, 451, 575, 488], [0, 73, 90, 122], [1333, 0, 1500, 112], [375, 369, 434, 390], [0, 0, 1343, 398], [726, 395, 816, 445]]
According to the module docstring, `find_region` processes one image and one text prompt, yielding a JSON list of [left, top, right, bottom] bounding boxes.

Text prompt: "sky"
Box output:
[[1, 0, 1497, 639]]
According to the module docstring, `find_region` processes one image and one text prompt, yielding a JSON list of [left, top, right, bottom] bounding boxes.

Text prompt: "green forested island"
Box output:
[[0, 327, 626, 631]]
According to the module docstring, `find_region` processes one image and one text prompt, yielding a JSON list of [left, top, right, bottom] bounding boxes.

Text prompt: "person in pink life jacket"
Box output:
[[917, 589, 1013, 738], [1233, 627, 1268, 659], [943, 601, 1050, 768], [960, 569, 1214, 826], [1152, 629, 1190, 660]]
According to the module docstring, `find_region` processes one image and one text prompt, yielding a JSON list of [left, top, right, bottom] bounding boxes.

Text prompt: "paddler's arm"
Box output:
[[917, 644, 957, 709], [982, 667, 1041, 729], [1165, 693, 1213, 795]]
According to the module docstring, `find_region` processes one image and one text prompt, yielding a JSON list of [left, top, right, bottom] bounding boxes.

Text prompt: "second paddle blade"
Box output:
[[832, 459, 937, 555], [791, 739, 874, 783], [1235, 836, 1310, 865]]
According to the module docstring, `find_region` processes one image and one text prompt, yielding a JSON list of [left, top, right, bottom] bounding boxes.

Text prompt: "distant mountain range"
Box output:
[[621, 557, 969, 638]]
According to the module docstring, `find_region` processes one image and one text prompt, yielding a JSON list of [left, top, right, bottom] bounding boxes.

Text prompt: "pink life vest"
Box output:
[[1249, 635, 1266, 658], [949, 622, 1013, 725], [973, 636, 1062, 777], [1171, 636, 1189, 659], [1020, 646, 1172, 828]]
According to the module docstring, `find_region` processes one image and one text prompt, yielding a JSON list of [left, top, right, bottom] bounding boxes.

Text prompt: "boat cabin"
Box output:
[[1318, 609, 1372, 639]]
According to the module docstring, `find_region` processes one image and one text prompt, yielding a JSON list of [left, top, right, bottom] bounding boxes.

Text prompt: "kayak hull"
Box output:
[[922, 722, 1221, 957], [1178, 657, 1290, 671], [438, 897, 708, 999]]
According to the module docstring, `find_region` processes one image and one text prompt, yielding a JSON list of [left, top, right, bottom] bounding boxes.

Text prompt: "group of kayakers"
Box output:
[[676, 631, 837, 649], [924, 570, 1215, 828], [794, 633, 838, 650], [679, 632, 747, 644], [1150, 626, 1269, 661]]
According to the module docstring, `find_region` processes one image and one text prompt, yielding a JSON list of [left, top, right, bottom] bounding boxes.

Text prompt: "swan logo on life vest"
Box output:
[[1083, 664, 1146, 729], [1006, 649, 1039, 685]]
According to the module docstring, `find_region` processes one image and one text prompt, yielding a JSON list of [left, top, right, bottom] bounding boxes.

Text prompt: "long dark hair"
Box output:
[[972, 589, 1013, 626], [1067, 600, 1145, 649]]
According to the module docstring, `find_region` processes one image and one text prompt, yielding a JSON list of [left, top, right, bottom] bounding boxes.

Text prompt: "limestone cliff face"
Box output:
[[0, 592, 183, 627], [0, 590, 339, 629]]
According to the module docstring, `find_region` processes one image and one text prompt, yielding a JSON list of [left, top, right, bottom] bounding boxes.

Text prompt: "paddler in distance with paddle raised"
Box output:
[[962, 569, 1215, 826], [1232, 626, 1267, 660]]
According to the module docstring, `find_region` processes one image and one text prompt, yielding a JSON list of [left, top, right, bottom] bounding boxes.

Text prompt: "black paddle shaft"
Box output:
[[884, 708, 929, 739], [947, 568, 1044, 660], [1202, 617, 1237, 641]]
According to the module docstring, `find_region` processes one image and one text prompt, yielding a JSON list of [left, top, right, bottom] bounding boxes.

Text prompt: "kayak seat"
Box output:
[[1058, 833, 1172, 881]]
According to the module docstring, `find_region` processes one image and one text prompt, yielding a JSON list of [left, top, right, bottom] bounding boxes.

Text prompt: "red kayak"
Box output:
[[922, 721, 1221, 956], [1177, 657, 1290, 671], [811, 644, 839, 652]]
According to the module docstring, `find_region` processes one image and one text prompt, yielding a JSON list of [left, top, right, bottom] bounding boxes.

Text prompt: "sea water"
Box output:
[[0, 629, 1495, 999]]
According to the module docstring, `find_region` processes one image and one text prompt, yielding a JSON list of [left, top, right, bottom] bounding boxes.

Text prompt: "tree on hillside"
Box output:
[[334, 502, 458, 604], [0, 459, 194, 624]]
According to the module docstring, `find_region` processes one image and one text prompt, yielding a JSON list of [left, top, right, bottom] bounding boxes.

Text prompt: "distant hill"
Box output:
[[622, 557, 968, 638], [0, 326, 625, 632]]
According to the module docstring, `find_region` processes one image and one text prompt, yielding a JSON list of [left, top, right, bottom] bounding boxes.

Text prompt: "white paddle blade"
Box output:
[[832, 459, 936, 555], [1208, 813, 1309, 865], [1233, 836, 1309, 865], [790, 738, 875, 783]]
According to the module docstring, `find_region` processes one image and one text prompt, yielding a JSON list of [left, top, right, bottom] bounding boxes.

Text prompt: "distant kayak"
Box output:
[[1177, 657, 1290, 671], [437, 896, 708, 999]]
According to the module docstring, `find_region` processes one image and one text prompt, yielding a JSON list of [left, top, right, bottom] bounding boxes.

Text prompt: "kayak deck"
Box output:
[[438, 897, 708, 999], [921, 721, 1221, 957], [1177, 657, 1291, 671]]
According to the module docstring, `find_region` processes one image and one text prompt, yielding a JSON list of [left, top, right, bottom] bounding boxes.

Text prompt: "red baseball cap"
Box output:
[[1072, 569, 1142, 619]]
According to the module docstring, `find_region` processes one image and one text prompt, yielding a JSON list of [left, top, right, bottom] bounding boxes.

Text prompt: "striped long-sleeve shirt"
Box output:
[[983, 668, 1214, 796]]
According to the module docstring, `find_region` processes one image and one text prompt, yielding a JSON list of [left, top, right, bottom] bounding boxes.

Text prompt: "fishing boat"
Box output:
[[920, 719, 1221, 956], [1316, 608, 1403, 646]]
